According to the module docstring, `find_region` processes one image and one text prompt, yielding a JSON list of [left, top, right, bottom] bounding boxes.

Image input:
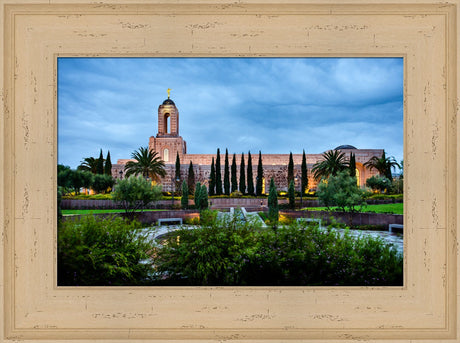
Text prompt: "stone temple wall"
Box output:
[[111, 97, 383, 192], [113, 149, 382, 192]]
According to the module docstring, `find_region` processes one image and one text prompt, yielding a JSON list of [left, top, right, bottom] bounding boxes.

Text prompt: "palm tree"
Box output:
[[312, 150, 349, 181], [363, 151, 400, 181], [77, 157, 99, 174], [124, 146, 166, 181]]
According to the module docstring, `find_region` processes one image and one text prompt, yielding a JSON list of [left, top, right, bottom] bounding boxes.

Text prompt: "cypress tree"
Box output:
[[175, 152, 181, 182], [104, 150, 112, 176], [201, 184, 208, 209], [96, 149, 104, 175], [256, 151, 263, 196], [223, 148, 230, 195], [209, 158, 215, 196], [181, 180, 189, 209], [301, 149, 308, 195], [349, 152, 356, 178], [187, 161, 195, 194], [247, 151, 254, 195], [175, 152, 181, 193], [268, 178, 279, 225], [231, 154, 238, 192], [287, 151, 294, 184], [239, 153, 246, 194], [288, 180, 295, 209], [194, 182, 202, 209], [215, 148, 222, 195]]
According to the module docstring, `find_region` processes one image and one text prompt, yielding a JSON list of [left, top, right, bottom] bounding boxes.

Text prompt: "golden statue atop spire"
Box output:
[[167, 88, 172, 99]]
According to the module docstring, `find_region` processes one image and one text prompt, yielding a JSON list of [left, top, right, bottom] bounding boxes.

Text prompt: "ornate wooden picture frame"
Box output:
[[1, 0, 458, 341]]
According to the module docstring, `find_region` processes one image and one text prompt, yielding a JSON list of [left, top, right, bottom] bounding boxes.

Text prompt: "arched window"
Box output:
[[163, 148, 169, 162], [164, 113, 170, 134], [356, 168, 360, 186]]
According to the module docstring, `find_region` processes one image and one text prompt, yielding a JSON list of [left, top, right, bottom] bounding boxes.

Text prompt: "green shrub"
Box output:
[[154, 213, 261, 285], [366, 175, 392, 193], [63, 193, 114, 200], [317, 171, 368, 213], [58, 215, 156, 286], [230, 190, 243, 198], [183, 216, 200, 225], [112, 175, 162, 216], [153, 216, 403, 286]]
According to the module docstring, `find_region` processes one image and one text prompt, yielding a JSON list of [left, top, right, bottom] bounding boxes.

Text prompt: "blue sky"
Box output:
[[58, 57, 403, 169]]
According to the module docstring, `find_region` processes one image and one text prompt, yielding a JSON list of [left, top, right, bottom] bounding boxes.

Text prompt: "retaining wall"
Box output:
[[281, 210, 403, 227], [63, 209, 402, 227], [61, 197, 401, 210]]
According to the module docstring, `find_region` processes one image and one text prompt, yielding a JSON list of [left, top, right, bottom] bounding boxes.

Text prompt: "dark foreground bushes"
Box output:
[[154, 213, 403, 286], [58, 213, 403, 286], [58, 215, 155, 286]]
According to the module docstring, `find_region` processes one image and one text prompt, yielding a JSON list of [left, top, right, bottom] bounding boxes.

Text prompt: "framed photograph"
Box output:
[[1, 0, 458, 341]]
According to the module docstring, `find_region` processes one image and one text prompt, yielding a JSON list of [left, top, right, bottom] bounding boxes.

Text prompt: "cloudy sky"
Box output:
[[58, 57, 403, 169]]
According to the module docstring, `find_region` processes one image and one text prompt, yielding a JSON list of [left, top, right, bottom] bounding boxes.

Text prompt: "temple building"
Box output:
[[112, 94, 382, 192]]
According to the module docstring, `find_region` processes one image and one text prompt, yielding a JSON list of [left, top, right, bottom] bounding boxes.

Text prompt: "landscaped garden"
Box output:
[[58, 212, 403, 286], [58, 146, 404, 287]]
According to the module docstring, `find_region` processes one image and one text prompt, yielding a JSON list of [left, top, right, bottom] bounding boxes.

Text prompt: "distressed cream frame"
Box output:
[[0, 0, 459, 342]]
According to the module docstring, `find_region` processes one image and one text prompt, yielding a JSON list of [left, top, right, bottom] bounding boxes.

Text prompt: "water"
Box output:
[[329, 227, 403, 255]]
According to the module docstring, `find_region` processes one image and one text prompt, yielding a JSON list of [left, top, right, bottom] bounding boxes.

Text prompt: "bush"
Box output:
[[230, 190, 243, 198], [154, 212, 262, 285], [365, 175, 392, 193], [153, 217, 403, 286], [267, 178, 279, 225], [58, 215, 156, 286], [288, 180, 295, 209], [112, 175, 162, 216], [92, 174, 115, 194], [317, 171, 367, 213]]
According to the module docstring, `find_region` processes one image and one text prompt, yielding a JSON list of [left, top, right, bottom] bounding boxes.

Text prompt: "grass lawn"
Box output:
[[303, 202, 403, 215], [62, 209, 166, 215]]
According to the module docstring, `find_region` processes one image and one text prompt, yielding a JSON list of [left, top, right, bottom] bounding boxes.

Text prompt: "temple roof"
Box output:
[[162, 98, 175, 105], [334, 144, 357, 150]]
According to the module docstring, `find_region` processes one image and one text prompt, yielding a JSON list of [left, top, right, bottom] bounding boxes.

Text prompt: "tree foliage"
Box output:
[[104, 151, 112, 176], [58, 216, 155, 286], [349, 152, 356, 178], [194, 182, 209, 210], [256, 151, 264, 196], [312, 150, 349, 181], [96, 149, 104, 175], [175, 152, 181, 187], [77, 157, 99, 174], [187, 161, 195, 194], [363, 151, 400, 181], [231, 154, 238, 192], [247, 151, 254, 196], [92, 174, 115, 194], [288, 180, 295, 209], [215, 148, 222, 195], [239, 153, 246, 194], [301, 149, 308, 195], [181, 180, 189, 209], [268, 178, 279, 225], [58, 165, 94, 195], [124, 147, 166, 181], [153, 219, 403, 286], [287, 152, 294, 184], [223, 148, 230, 195], [317, 170, 367, 213], [209, 158, 215, 196], [365, 175, 392, 193], [112, 175, 162, 215]]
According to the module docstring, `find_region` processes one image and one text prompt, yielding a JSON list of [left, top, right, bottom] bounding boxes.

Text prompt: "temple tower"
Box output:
[[149, 89, 186, 163]]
